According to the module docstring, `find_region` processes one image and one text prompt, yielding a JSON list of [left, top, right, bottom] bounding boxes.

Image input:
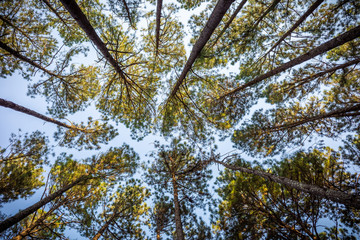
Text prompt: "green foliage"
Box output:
[[213, 147, 360, 239], [0, 131, 49, 204], [144, 138, 212, 239], [53, 117, 118, 150]]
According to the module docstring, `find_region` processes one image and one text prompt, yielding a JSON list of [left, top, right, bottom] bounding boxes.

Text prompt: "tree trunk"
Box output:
[[0, 40, 62, 80], [155, 0, 163, 56], [58, 0, 131, 85], [219, 25, 360, 99], [208, 0, 247, 49], [270, 103, 360, 132], [0, 98, 86, 132], [0, 176, 87, 233], [167, 0, 235, 101], [92, 212, 118, 240], [172, 174, 185, 240], [11, 199, 67, 240], [263, 0, 324, 56], [121, 0, 134, 27], [213, 159, 360, 209]]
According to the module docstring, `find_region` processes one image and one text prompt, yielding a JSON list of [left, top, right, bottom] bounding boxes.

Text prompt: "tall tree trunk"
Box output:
[[167, 0, 235, 101], [213, 159, 360, 209], [92, 212, 118, 240], [263, 0, 324, 57], [121, 0, 134, 27], [219, 25, 360, 99], [11, 199, 67, 240], [0, 176, 88, 233], [155, 0, 163, 56], [270, 103, 360, 132], [0, 98, 87, 132], [0, 40, 63, 80], [172, 174, 184, 240], [208, 0, 247, 49], [58, 0, 132, 86]]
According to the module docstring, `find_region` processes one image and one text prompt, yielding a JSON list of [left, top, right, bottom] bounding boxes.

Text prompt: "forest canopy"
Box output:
[[0, 0, 360, 239]]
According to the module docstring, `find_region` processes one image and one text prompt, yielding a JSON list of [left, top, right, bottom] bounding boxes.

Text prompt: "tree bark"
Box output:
[[172, 174, 185, 240], [208, 0, 247, 49], [121, 0, 134, 27], [155, 0, 163, 56], [0, 40, 62, 80], [92, 211, 118, 240], [213, 159, 360, 209], [167, 0, 235, 101], [263, 0, 324, 57], [0, 176, 88, 233], [58, 0, 132, 86], [269, 103, 360, 132], [219, 24, 360, 99], [0, 98, 86, 132]]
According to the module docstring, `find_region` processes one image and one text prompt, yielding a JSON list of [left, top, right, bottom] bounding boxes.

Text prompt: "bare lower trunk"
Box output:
[[0, 176, 87, 233], [168, 0, 235, 101], [213, 159, 360, 209], [59, 0, 130, 85], [121, 0, 134, 27], [219, 25, 360, 99], [172, 175, 184, 240], [0, 98, 85, 132], [92, 212, 118, 240], [155, 0, 163, 56]]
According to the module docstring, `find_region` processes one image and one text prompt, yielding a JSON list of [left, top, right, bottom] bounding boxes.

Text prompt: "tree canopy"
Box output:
[[0, 0, 359, 239]]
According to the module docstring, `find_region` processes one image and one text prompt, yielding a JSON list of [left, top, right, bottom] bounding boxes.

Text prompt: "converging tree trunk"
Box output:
[[167, 0, 235, 101], [155, 0, 163, 56], [92, 212, 118, 240], [219, 25, 360, 99], [213, 159, 360, 209], [0, 176, 88, 233], [121, 0, 134, 27], [172, 174, 185, 240], [59, 0, 132, 86], [0, 98, 88, 132]]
